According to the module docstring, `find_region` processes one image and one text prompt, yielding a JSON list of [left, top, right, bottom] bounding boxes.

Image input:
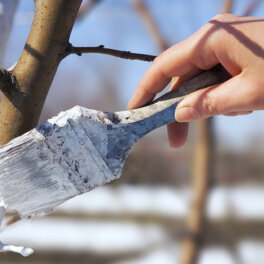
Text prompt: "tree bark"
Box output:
[[132, 0, 169, 51], [0, 0, 82, 145], [179, 1, 233, 263], [179, 119, 214, 264]]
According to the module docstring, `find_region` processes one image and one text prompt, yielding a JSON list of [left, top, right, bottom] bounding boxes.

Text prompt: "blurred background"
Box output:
[[1, 0, 264, 263]]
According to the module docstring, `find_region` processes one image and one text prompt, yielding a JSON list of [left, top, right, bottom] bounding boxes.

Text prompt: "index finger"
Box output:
[[127, 23, 219, 109]]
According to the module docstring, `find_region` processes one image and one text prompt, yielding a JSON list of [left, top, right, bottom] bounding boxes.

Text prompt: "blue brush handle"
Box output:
[[119, 65, 230, 139]]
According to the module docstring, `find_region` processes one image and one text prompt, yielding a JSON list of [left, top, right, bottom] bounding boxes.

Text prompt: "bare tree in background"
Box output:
[[1, 1, 263, 263], [132, 1, 219, 263], [179, 1, 234, 263]]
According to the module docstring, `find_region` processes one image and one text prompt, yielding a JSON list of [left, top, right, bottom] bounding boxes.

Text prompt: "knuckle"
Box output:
[[153, 52, 164, 65], [153, 56, 160, 65], [252, 78, 264, 91], [211, 13, 236, 22], [245, 77, 264, 108], [202, 93, 219, 116], [248, 90, 263, 108], [212, 13, 226, 21], [143, 85, 155, 96], [152, 53, 170, 79]]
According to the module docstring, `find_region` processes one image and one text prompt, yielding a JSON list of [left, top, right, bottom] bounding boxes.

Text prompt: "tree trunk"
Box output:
[[0, 0, 82, 145], [179, 119, 214, 264]]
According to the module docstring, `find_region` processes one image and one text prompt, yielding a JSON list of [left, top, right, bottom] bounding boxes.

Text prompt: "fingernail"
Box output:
[[237, 111, 253, 115], [169, 77, 180, 91], [224, 111, 253, 116], [175, 106, 200, 122]]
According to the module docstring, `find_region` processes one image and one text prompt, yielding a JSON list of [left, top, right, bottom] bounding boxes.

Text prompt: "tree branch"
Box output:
[[65, 44, 156, 62], [132, 0, 169, 51], [180, 1, 233, 263], [243, 0, 262, 16], [0, 0, 82, 145], [0, 68, 26, 108], [76, 0, 102, 20], [221, 0, 233, 13]]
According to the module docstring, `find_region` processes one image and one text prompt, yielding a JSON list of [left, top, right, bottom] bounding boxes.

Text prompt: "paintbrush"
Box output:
[[0, 65, 229, 218]]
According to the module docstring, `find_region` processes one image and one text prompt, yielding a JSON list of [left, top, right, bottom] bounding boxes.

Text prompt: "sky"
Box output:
[[3, 0, 264, 151]]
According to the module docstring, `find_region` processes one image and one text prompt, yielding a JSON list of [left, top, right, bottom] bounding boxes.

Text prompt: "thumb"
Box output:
[[175, 73, 262, 121]]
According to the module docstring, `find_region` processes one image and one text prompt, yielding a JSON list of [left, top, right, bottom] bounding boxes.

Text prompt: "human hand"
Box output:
[[128, 14, 264, 147]]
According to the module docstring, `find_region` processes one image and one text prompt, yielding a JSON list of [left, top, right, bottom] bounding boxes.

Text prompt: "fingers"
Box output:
[[127, 23, 219, 110], [127, 61, 171, 109], [167, 122, 189, 148], [175, 72, 263, 121], [170, 70, 203, 91]]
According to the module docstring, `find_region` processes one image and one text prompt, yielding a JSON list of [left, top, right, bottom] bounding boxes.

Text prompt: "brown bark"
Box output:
[[243, 0, 262, 16], [179, 119, 214, 264], [132, 0, 169, 51], [179, 1, 234, 263], [0, 0, 82, 145], [66, 44, 156, 61], [222, 0, 233, 13], [77, 0, 102, 20]]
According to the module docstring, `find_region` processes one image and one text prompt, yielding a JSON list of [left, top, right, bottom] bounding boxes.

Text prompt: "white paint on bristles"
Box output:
[[0, 106, 122, 218]]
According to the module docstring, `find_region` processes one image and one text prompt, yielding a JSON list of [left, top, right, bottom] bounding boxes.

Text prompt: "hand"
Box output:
[[128, 14, 264, 147]]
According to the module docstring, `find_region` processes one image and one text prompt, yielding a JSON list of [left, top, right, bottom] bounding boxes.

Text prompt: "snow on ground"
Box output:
[[55, 185, 189, 217], [238, 240, 264, 264], [55, 185, 264, 219], [0, 219, 166, 253], [207, 186, 264, 219], [116, 245, 180, 264], [1, 185, 264, 263], [0, 217, 252, 264], [198, 248, 235, 264]]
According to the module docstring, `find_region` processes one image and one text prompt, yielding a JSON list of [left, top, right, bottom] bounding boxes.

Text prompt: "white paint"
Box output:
[[0, 241, 33, 257], [0, 106, 118, 218], [0, 199, 33, 256], [0, 199, 5, 226]]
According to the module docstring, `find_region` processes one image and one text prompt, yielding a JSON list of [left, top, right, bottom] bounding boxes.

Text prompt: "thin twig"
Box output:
[[65, 44, 157, 62], [243, 0, 262, 16], [222, 0, 233, 13], [77, 0, 102, 21], [132, 0, 169, 50]]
